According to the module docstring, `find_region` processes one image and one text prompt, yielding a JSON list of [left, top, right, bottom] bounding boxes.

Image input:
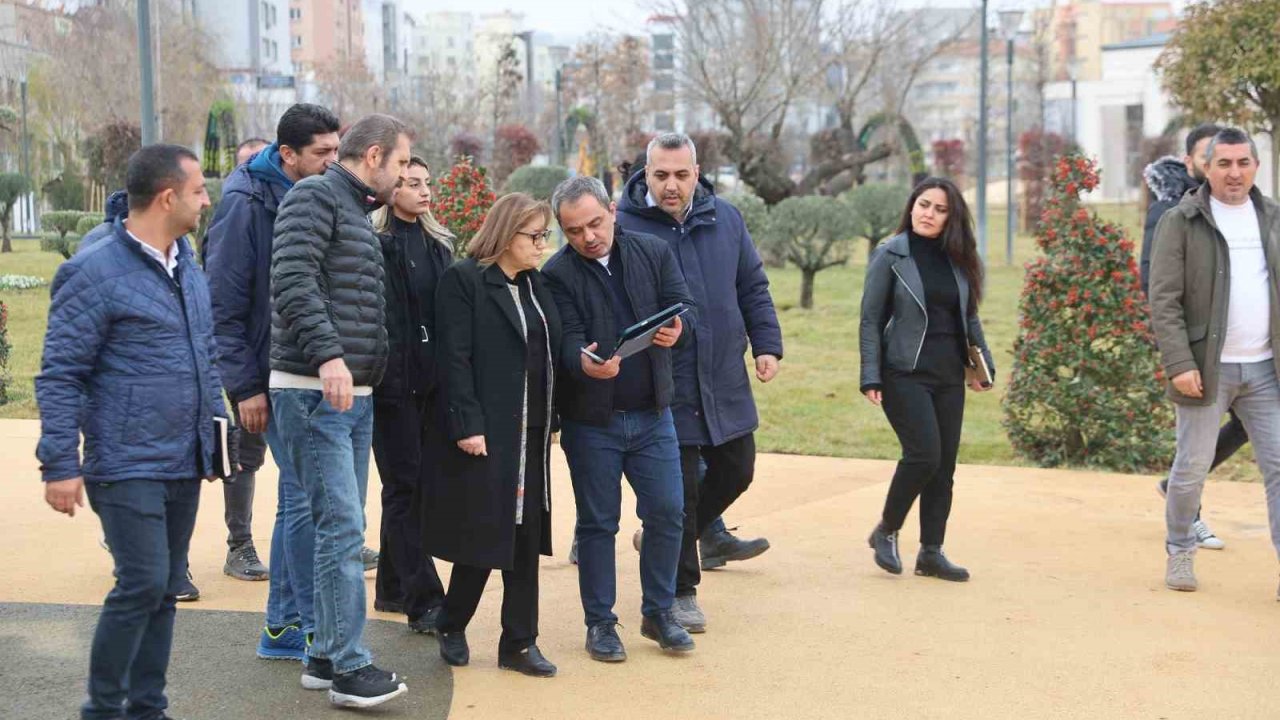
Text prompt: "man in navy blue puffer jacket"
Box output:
[[37, 144, 226, 720]]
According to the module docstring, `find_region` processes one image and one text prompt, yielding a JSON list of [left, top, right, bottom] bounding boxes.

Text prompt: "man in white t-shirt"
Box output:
[[1150, 127, 1280, 596]]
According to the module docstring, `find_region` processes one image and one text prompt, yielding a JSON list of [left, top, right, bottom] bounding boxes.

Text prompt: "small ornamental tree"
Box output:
[[759, 195, 857, 309], [0, 173, 31, 253], [449, 132, 485, 163], [844, 183, 909, 260], [434, 156, 497, 258], [491, 124, 541, 185], [1003, 154, 1174, 472], [502, 165, 569, 201], [931, 139, 965, 180]]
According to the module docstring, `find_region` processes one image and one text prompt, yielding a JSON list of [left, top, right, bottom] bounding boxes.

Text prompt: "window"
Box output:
[[290, 7, 300, 20], [654, 53, 674, 71], [292, 35, 302, 48], [655, 112, 674, 131], [653, 34, 674, 51], [654, 74, 674, 92]]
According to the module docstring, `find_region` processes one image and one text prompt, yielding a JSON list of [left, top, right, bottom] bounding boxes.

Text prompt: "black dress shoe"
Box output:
[[700, 529, 771, 570], [586, 622, 627, 662], [498, 644, 557, 677], [640, 612, 695, 653], [868, 524, 902, 575], [409, 606, 441, 635], [438, 630, 469, 666], [915, 545, 970, 582]]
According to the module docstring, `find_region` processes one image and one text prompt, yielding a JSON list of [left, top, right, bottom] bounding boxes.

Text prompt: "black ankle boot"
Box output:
[[867, 524, 902, 575], [915, 545, 969, 582]]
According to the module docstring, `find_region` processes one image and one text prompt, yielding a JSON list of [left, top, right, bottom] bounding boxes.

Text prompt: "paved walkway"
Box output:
[[2, 418, 1278, 719]]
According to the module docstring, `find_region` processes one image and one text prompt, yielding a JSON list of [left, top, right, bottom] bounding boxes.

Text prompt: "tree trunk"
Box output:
[[1271, 127, 1279, 200], [1, 209, 11, 253], [800, 268, 816, 309]]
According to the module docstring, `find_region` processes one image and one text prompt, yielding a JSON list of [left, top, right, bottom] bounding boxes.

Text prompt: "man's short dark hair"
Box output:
[[1205, 126, 1259, 163], [338, 114, 413, 165], [277, 103, 340, 152], [237, 137, 270, 154], [1185, 123, 1223, 156], [126, 144, 199, 211]]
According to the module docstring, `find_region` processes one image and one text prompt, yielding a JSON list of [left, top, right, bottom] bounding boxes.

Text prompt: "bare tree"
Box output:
[[658, 0, 961, 204], [311, 58, 387, 123]]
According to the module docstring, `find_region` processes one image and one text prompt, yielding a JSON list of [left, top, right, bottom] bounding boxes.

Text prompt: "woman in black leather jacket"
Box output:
[[858, 177, 994, 582]]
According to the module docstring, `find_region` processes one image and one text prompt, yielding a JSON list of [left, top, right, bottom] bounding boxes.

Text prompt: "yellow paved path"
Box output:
[[3, 418, 1278, 719]]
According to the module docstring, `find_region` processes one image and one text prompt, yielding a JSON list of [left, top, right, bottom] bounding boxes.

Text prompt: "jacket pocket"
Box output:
[[1186, 324, 1207, 343]]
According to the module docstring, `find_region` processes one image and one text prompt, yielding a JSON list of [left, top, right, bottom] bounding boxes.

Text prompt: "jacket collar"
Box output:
[[112, 217, 192, 263], [247, 143, 295, 189], [1179, 183, 1274, 223], [881, 232, 910, 257], [327, 162, 381, 213], [619, 173, 716, 227]]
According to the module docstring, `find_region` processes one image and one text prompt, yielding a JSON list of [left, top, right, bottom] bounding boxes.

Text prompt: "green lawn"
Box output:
[[2, 205, 1254, 477]]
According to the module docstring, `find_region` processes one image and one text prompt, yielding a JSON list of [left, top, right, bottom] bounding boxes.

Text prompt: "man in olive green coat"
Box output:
[[1150, 127, 1280, 596]]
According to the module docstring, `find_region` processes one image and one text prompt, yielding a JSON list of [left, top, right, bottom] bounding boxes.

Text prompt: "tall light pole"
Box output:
[[976, 0, 990, 260], [137, 0, 157, 145], [513, 31, 535, 122], [1067, 58, 1081, 145], [999, 9, 1024, 267]]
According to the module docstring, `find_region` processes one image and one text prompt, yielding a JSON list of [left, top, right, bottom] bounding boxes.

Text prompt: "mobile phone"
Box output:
[[580, 346, 605, 364]]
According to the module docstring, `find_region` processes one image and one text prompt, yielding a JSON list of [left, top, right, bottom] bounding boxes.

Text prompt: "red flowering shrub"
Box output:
[[433, 156, 497, 258], [1002, 154, 1174, 472]]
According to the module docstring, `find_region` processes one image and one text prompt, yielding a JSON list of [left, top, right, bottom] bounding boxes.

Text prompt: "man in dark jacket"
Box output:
[[616, 132, 783, 632], [203, 104, 341, 658], [543, 175, 697, 661], [1143, 123, 1234, 551], [38, 144, 224, 720], [270, 113, 410, 709]]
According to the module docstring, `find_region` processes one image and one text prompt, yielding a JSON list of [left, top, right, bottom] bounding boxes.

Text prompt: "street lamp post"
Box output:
[[976, 0, 990, 260], [137, 0, 157, 145], [999, 8, 1024, 267], [1068, 58, 1081, 145]]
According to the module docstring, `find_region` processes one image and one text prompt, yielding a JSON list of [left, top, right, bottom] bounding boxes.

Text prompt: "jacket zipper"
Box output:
[[891, 264, 928, 370], [157, 259, 207, 477]]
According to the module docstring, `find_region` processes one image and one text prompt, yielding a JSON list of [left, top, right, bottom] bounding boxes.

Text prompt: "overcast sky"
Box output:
[[401, 0, 1184, 42]]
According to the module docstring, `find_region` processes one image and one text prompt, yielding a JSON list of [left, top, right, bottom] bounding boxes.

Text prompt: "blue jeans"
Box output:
[[561, 408, 684, 626], [270, 389, 374, 674], [82, 479, 201, 720], [263, 419, 315, 634]]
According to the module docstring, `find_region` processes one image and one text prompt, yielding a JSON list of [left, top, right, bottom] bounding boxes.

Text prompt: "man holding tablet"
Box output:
[[542, 175, 697, 662]]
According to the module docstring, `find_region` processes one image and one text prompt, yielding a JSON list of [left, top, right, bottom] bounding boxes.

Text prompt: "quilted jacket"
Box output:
[[270, 163, 388, 385], [36, 219, 227, 483]]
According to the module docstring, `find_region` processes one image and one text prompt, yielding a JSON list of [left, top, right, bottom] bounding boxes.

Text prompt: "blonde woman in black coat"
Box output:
[[427, 192, 562, 677]]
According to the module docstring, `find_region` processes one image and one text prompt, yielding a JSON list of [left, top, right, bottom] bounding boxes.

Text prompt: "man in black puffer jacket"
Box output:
[[269, 114, 412, 710], [1142, 122, 1233, 551]]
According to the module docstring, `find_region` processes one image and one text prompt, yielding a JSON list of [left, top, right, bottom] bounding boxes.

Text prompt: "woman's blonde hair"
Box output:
[[467, 192, 550, 267], [370, 155, 455, 250]]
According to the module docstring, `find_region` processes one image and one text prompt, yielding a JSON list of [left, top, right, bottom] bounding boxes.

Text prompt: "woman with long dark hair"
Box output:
[[858, 177, 994, 582]]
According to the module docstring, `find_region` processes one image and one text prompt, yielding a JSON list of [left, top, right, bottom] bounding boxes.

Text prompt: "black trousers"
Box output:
[[371, 393, 446, 621], [880, 336, 967, 547], [1212, 409, 1249, 469], [438, 432, 545, 655], [676, 433, 756, 596]]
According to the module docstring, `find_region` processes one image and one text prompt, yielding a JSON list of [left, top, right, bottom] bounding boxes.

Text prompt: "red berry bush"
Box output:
[[433, 156, 497, 258], [1002, 154, 1173, 472]]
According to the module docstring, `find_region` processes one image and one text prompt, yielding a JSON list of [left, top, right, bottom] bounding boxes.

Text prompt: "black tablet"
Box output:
[[608, 302, 691, 360]]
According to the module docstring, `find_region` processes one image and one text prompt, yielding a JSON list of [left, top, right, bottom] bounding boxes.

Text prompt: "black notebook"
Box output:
[[212, 417, 234, 479]]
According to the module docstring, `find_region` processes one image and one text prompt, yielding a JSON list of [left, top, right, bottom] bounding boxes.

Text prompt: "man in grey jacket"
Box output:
[[270, 114, 411, 708], [1150, 127, 1280, 596]]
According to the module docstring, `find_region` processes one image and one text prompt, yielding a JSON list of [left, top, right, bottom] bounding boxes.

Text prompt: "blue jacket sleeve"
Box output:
[[731, 208, 783, 359], [204, 190, 262, 402], [657, 242, 696, 350], [1140, 199, 1171, 299], [34, 264, 110, 482]]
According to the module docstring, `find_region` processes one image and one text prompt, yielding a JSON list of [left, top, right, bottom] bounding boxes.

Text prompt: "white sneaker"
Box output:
[[1165, 551, 1197, 591], [1192, 519, 1225, 550]]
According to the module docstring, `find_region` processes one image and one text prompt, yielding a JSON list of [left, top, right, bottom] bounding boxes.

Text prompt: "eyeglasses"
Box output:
[[516, 230, 553, 245]]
